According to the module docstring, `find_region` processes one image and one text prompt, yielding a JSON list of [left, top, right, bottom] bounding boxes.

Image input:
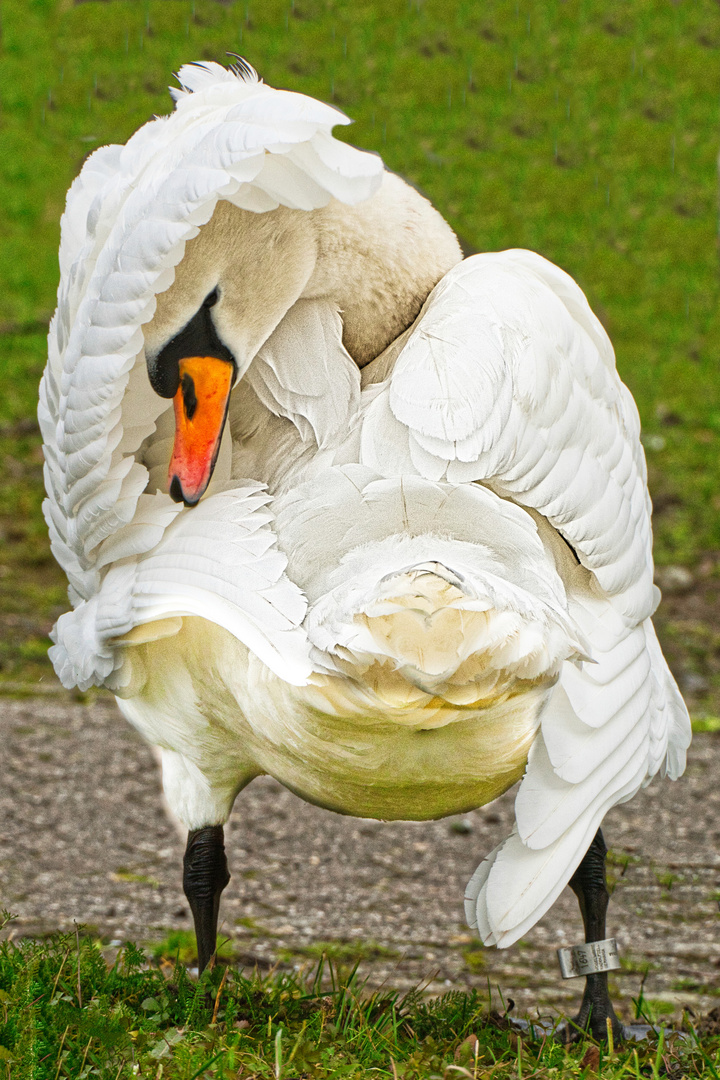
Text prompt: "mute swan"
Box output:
[[40, 60, 690, 1040]]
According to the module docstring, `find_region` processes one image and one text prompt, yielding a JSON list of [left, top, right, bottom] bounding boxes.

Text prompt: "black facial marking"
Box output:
[[147, 289, 235, 398], [181, 373, 198, 420]]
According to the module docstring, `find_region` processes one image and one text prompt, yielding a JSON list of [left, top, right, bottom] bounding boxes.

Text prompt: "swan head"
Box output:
[[144, 204, 318, 505], [143, 173, 461, 505]]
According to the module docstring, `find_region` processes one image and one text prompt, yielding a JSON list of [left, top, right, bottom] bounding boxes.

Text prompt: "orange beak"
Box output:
[[167, 356, 234, 507]]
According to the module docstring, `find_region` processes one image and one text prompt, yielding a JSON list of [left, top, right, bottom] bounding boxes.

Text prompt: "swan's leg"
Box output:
[[183, 824, 230, 973], [560, 827, 623, 1043]]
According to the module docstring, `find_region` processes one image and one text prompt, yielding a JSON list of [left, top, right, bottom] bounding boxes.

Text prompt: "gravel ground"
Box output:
[[1, 693, 719, 1026]]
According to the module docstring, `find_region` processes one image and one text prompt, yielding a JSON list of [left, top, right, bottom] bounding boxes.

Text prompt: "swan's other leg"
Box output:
[[560, 827, 623, 1043], [183, 825, 231, 973]]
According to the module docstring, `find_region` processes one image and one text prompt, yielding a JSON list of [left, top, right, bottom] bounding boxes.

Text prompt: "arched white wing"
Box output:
[[39, 60, 383, 608], [361, 250, 652, 623], [357, 250, 690, 946], [39, 60, 383, 687]]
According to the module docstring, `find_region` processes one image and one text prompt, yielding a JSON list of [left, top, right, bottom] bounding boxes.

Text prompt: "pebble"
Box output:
[[654, 565, 694, 594]]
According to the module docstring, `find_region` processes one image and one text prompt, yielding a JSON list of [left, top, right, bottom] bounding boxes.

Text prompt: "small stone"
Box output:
[[450, 818, 473, 835], [454, 1033, 479, 1060], [655, 403, 683, 427], [681, 671, 708, 695], [581, 1045, 601, 1071], [654, 565, 694, 594]]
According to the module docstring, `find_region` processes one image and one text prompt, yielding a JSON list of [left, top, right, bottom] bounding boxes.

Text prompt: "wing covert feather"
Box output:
[[245, 299, 360, 447], [49, 486, 311, 693], [366, 250, 653, 622]]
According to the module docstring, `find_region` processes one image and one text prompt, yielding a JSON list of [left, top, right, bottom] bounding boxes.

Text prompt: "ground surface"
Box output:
[[2, 694, 719, 1029]]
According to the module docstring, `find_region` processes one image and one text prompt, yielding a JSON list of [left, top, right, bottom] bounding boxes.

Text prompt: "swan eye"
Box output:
[[204, 288, 219, 308]]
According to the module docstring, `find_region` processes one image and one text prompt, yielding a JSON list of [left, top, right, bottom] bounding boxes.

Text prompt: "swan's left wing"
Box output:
[[358, 249, 690, 946], [465, 591, 689, 947], [361, 250, 652, 623]]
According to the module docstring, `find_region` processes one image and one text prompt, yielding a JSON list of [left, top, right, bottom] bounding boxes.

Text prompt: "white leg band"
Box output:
[[557, 938, 620, 979]]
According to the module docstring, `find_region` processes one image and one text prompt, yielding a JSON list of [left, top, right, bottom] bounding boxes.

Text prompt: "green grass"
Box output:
[[3, 918, 720, 1079], [461, 945, 488, 973], [2, 0, 720, 687], [147, 930, 238, 967], [281, 941, 401, 966], [692, 715, 720, 733]]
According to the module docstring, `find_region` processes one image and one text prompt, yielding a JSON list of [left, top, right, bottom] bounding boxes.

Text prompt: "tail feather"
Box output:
[[466, 749, 645, 948]]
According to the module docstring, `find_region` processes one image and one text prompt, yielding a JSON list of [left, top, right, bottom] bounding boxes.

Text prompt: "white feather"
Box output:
[[365, 251, 653, 623], [50, 485, 311, 693], [245, 300, 360, 447]]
